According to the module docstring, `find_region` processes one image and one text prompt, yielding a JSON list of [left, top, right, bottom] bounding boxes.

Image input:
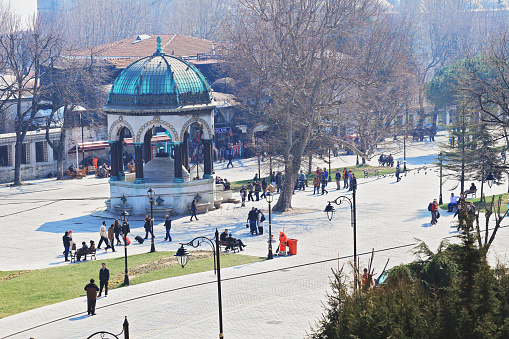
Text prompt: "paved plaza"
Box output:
[[1, 133, 509, 338]]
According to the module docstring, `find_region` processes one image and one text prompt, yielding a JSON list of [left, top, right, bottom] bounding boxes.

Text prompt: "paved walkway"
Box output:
[[1, 133, 509, 338]]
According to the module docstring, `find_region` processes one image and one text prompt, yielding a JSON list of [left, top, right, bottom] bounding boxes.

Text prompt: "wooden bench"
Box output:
[[465, 189, 477, 199], [363, 169, 379, 178], [71, 248, 97, 262], [218, 240, 240, 253]]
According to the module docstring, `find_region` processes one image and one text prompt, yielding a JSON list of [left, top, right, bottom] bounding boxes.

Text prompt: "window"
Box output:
[[0, 146, 8, 167], [21, 144, 29, 164], [35, 141, 48, 162]]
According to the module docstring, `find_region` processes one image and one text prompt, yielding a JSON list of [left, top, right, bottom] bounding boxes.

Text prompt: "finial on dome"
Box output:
[[154, 36, 162, 55]]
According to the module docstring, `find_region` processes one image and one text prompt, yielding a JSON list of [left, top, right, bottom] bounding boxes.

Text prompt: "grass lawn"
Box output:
[[0, 251, 262, 318], [438, 193, 509, 213], [228, 164, 397, 191]]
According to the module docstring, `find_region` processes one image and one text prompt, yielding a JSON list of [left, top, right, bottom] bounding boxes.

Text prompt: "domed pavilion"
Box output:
[[104, 37, 217, 216]]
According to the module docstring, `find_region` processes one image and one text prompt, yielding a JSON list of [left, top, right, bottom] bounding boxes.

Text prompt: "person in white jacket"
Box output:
[[97, 221, 110, 249]]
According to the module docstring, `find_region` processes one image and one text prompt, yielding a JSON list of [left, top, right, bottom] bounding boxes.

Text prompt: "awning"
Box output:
[[67, 135, 173, 154]]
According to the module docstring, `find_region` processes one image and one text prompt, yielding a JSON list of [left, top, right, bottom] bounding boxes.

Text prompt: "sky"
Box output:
[[8, 0, 37, 20]]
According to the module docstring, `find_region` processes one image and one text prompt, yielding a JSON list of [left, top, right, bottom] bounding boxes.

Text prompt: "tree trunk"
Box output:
[[13, 137, 22, 186], [273, 126, 311, 212], [308, 154, 312, 174]]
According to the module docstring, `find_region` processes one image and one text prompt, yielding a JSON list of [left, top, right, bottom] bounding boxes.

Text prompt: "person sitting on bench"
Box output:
[[464, 183, 477, 198], [76, 241, 89, 261], [227, 234, 246, 251]]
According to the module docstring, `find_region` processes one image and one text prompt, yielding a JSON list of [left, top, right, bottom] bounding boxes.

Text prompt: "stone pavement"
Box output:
[[1, 132, 509, 338]]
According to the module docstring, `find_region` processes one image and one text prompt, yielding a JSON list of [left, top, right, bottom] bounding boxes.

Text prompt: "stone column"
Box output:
[[144, 128, 153, 163], [173, 142, 184, 183], [109, 141, 119, 181], [183, 131, 190, 171], [134, 143, 144, 184], [203, 139, 212, 179], [118, 129, 125, 180]]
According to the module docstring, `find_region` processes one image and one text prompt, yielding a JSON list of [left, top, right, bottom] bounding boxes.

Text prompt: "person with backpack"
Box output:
[[429, 199, 439, 225]]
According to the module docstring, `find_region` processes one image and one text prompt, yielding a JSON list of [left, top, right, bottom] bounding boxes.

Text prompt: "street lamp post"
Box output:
[[174, 229, 224, 338], [328, 148, 331, 182], [121, 210, 130, 286], [147, 188, 156, 253], [324, 190, 358, 289], [439, 153, 443, 205], [265, 191, 274, 259]]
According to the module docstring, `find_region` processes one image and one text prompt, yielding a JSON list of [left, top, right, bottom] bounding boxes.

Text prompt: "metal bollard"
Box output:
[[123, 316, 129, 339]]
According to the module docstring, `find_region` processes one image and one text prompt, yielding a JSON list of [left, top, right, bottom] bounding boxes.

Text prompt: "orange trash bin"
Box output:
[[288, 239, 298, 255]]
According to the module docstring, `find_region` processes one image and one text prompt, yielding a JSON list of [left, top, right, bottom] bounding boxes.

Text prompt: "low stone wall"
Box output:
[[108, 178, 216, 216], [0, 162, 57, 183]]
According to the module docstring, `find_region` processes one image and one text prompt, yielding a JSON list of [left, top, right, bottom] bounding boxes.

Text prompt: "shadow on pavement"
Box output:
[[69, 315, 89, 321]]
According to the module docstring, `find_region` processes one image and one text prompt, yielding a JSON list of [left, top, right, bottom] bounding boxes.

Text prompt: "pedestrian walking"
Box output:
[[348, 170, 353, 191], [395, 161, 401, 182], [320, 171, 328, 195], [226, 151, 234, 168], [313, 175, 320, 194], [323, 168, 328, 185], [261, 177, 268, 199], [114, 219, 122, 245], [62, 231, 71, 262], [84, 279, 99, 315], [335, 169, 341, 190], [190, 199, 198, 221], [343, 168, 348, 189], [254, 181, 261, 201], [270, 171, 276, 187], [164, 215, 172, 241], [276, 172, 283, 193], [97, 221, 110, 249], [107, 223, 115, 252], [98, 263, 109, 297], [240, 185, 247, 207], [429, 199, 439, 225], [247, 182, 254, 201], [143, 214, 153, 239]]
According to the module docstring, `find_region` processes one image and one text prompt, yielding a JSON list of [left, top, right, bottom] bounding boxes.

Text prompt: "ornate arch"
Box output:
[[135, 116, 179, 143], [108, 116, 135, 141], [180, 114, 213, 141]]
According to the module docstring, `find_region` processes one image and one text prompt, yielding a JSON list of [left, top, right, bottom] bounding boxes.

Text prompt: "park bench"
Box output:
[[465, 189, 477, 199], [363, 169, 379, 178], [70, 248, 97, 263], [218, 240, 240, 253]]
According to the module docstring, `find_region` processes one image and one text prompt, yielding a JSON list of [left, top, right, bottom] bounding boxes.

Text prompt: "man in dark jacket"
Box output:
[[261, 178, 268, 199], [62, 231, 71, 262], [226, 151, 234, 168], [143, 214, 153, 239], [98, 263, 110, 297], [247, 207, 259, 235], [164, 215, 172, 241], [335, 170, 341, 190], [247, 182, 254, 201], [84, 278, 99, 315], [351, 173, 358, 193]]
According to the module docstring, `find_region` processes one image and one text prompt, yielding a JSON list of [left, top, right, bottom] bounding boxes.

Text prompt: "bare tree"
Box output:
[[0, 15, 61, 185], [224, 0, 379, 211], [43, 52, 108, 180]]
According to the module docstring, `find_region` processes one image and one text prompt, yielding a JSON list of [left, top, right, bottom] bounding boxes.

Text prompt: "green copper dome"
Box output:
[[107, 39, 212, 108]]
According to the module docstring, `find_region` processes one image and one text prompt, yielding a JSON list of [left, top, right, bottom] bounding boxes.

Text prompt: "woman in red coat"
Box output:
[[430, 199, 439, 225]]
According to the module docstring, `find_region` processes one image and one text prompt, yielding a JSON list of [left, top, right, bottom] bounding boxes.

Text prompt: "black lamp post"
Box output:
[[174, 229, 224, 338], [121, 210, 130, 286], [147, 188, 156, 253], [324, 192, 357, 289], [265, 191, 274, 259], [439, 153, 443, 205]]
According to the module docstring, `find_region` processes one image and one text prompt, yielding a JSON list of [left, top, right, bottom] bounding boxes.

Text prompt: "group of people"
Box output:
[[430, 183, 478, 225], [215, 176, 231, 190], [378, 154, 394, 167], [220, 229, 246, 251], [247, 207, 266, 235]]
